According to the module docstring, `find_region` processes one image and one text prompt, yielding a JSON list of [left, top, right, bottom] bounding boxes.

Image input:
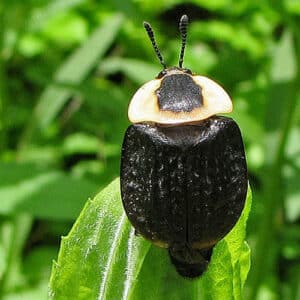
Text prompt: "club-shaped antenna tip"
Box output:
[[178, 15, 189, 68], [180, 15, 189, 23]]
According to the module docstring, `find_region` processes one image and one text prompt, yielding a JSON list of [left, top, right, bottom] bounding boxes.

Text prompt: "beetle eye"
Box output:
[[157, 70, 167, 79], [183, 68, 192, 75]]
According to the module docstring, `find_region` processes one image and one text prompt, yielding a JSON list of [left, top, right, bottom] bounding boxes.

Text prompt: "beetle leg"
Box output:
[[134, 229, 141, 237]]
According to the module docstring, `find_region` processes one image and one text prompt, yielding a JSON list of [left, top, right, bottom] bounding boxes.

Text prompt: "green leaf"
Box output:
[[62, 132, 100, 155], [32, 13, 124, 130], [3, 281, 48, 300], [0, 243, 7, 281], [27, 0, 86, 32], [99, 57, 161, 85], [23, 246, 58, 284], [270, 30, 297, 83], [0, 162, 98, 220], [49, 178, 151, 299], [42, 12, 88, 45], [49, 179, 252, 300]]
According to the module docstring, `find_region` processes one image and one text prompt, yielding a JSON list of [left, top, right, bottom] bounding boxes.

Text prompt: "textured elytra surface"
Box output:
[[120, 116, 247, 249], [156, 73, 203, 112]]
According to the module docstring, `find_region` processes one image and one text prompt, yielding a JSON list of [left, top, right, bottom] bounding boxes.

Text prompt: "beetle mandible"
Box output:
[[120, 15, 248, 278]]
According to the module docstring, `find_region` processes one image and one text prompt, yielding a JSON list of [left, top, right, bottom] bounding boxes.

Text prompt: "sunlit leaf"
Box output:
[[270, 30, 297, 82], [3, 282, 48, 300], [33, 13, 124, 129], [0, 162, 98, 220], [99, 57, 160, 85], [49, 179, 252, 299], [27, 0, 86, 32]]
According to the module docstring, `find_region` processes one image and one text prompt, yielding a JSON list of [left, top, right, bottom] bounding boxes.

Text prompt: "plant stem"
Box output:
[[0, 214, 33, 295], [0, 4, 7, 153]]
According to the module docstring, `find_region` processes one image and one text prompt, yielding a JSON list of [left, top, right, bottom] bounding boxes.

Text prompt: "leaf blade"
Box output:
[[34, 13, 124, 129], [49, 180, 252, 299]]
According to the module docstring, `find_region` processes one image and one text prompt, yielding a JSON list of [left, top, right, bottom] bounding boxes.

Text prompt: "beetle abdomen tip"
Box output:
[[168, 245, 213, 278]]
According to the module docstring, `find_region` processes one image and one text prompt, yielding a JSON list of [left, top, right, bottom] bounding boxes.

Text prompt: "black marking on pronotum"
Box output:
[[120, 15, 248, 279], [156, 73, 203, 112]]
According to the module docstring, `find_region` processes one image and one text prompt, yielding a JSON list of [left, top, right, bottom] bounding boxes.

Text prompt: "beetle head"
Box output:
[[128, 15, 232, 125]]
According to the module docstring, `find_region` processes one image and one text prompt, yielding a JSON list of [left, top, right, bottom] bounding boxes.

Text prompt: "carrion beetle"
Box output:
[[120, 15, 248, 278]]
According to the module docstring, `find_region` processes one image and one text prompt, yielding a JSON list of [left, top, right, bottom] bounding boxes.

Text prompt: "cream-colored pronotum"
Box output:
[[128, 74, 232, 125]]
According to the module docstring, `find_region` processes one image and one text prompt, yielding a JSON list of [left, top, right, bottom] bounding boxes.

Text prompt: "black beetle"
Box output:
[[120, 15, 247, 278]]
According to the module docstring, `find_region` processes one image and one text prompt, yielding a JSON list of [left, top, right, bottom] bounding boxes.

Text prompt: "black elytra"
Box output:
[[120, 15, 248, 278], [121, 117, 247, 277]]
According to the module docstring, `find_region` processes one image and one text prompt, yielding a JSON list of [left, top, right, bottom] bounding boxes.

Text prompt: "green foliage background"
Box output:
[[0, 0, 300, 299]]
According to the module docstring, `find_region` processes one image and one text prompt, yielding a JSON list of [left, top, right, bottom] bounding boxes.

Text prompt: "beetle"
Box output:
[[120, 15, 247, 278]]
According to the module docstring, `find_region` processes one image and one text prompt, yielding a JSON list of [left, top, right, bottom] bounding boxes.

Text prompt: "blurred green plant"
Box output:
[[0, 0, 300, 299]]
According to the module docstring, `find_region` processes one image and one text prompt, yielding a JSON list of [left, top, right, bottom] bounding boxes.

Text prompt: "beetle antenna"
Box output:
[[143, 21, 167, 69], [178, 14, 189, 68]]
